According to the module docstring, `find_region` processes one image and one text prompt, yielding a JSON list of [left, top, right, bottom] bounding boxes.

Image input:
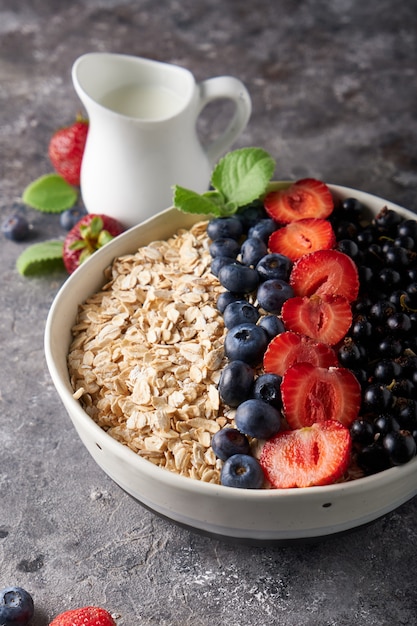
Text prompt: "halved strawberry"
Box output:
[[263, 331, 338, 377], [281, 294, 352, 346], [290, 249, 359, 302], [259, 420, 352, 489], [268, 218, 335, 262], [281, 363, 361, 429], [264, 178, 334, 224]]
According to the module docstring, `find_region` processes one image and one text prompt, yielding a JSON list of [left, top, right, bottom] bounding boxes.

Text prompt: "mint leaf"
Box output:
[[16, 240, 65, 276], [172, 147, 276, 217], [211, 147, 276, 206], [173, 186, 223, 217], [22, 174, 78, 212]]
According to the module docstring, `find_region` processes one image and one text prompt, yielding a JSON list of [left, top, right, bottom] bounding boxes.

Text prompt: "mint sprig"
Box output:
[[173, 147, 276, 217]]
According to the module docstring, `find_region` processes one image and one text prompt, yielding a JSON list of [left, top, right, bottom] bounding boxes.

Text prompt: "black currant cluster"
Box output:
[[330, 198, 417, 474]]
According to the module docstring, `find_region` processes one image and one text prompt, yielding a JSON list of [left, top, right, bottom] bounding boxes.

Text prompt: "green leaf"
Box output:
[[16, 240, 65, 276], [22, 174, 78, 213], [173, 185, 223, 217], [211, 147, 276, 206]]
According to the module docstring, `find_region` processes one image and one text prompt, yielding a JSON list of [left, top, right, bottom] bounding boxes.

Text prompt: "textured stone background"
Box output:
[[1, 1, 417, 624]]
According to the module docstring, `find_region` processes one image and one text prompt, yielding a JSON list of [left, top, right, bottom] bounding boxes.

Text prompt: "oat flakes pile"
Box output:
[[67, 221, 232, 484]]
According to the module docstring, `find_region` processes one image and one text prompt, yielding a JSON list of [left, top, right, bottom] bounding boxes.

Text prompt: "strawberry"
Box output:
[[48, 116, 89, 186], [63, 213, 125, 274], [289, 249, 359, 302], [268, 218, 336, 262], [49, 606, 116, 626], [259, 420, 352, 488], [263, 331, 338, 377], [264, 178, 334, 224], [281, 294, 352, 346], [281, 363, 361, 429]]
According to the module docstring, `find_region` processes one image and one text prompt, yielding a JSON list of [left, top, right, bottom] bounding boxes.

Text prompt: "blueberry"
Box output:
[[236, 199, 268, 231], [257, 279, 294, 313], [218, 262, 260, 294], [218, 360, 255, 407], [235, 398, 281, 439], [211, 256, 236, 277], [224, 323, 269, 366], [240, 237, 268, 266], [211, 427, 251, 461], [0, 586, 34, 626], [207, 217, 243, 241], [209, 237, 240, 259], [59, 205, 87, 230], [258, 315, 285, 339], [216, 291, 245, 314], [223, 300, 259, 329], [256, 253, 292, 282], [248, 218, 277, 243], [252, 373, 282, 409], [220, 453, 264, 489], [2, 213, 30, 241]]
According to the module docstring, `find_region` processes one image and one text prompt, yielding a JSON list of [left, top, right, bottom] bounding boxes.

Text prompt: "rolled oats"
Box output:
[[67, 221, 227, 484]]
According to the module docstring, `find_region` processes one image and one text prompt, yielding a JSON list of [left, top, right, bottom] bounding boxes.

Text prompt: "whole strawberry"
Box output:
[[63, 213, 125, 273], [49, 606, 116, 626], [48, 116, 89, 186]]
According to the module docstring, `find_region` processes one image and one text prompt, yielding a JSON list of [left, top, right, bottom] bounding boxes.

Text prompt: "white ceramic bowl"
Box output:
[[44, 184, 417, 543]]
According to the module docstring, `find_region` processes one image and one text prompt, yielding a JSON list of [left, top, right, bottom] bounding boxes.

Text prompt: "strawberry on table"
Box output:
[[289, 249, 359, 301], [259, 420, 352, 488], [281, 362, 361, 429], [63, 213, 125, 274], [268, 217, 336, 262], [48, 116, 89, 186], [49, 606, 116, 626], [281, 294, 353, 345], [263, 331, 338, 377], [264, 178, 334, 224]]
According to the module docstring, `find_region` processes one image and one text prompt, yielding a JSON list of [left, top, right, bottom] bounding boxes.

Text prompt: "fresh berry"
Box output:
[[0, 586, 34, 626], [224, 323, 269, 366], [263, 331, 338, 377], [210, 255, 236, 277], [259, 420, 351, 488], [62, 213, 124, 273], [281, 363, 361, 429], [49, 606, 116, 626], [209, 237, 240, 259], [220, 454, 265, 489], [256, 278, 294, 313], [350, 419, 375, 445], [264, 178, 334, 224], [240, 236, 268, 266], [252, 373, 282, 408], [2, 213, 30, 241], [216, 291, 245, 313], [257, 314, 285, 339], [248, 218, 277, 242], [223, 300, 259, 329], [289, 249, 359, 301], [235, 398, 282, 439], [256, 252, 292, 282], [218, 360, 255, 407], [59, 205, 88, 230], [268, 218, 336, 262], [211, 427, 251, 460], [281, 294, 352, 345], [48, 116, 89, 186], [218, 262, 260, 293], [207, 216, 243, 241], [382, 431, 417, 465]]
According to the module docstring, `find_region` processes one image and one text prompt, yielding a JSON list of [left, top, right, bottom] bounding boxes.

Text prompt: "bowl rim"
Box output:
[[44, 182, 417, 501]]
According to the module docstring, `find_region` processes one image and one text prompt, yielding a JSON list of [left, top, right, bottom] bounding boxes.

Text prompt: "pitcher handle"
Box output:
[[197, 76, 252, 165]]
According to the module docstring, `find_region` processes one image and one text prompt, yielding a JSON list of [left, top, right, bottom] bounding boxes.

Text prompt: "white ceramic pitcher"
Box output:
[[72, 52, 252, 228]]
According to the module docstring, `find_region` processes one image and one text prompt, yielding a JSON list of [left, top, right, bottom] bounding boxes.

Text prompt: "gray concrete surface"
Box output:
[[1, 1, 417, 624]]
